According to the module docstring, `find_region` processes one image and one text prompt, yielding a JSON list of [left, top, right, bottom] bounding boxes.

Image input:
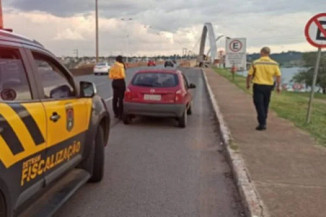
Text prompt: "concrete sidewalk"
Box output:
[[203, 68, 326, 217]]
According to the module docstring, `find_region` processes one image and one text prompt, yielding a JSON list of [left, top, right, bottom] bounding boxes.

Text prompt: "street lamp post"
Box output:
[[121, 18, 133, 62], [95, 0, 99, 63], [126, 34, 130, 63]]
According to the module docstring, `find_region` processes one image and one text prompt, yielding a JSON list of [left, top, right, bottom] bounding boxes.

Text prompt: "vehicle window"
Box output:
[[32, 53, 75, 99], [0, 47, 32, 101], [182, 74, 189, 89], [132, 73, 179, 87]]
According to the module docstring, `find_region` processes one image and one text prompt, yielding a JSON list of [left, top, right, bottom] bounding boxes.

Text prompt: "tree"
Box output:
[[292, 52, 326, 93]]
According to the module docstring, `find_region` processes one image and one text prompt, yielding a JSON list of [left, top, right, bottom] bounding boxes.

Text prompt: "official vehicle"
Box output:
[[0, 29, 110, 217], [123, 69, 196, 127]]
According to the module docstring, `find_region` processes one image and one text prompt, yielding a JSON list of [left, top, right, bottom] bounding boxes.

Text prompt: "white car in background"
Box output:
[[93, 62, 111, 75]]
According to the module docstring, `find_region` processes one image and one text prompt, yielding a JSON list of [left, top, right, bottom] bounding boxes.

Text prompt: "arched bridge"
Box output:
[[198, 22, 217, 64]]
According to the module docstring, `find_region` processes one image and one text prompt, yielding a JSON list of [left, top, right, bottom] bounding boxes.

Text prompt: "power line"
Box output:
[[192, 37, 201, 55]]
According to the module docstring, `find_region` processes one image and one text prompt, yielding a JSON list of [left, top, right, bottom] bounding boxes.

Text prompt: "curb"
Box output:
[[201, 69, 269, 217]]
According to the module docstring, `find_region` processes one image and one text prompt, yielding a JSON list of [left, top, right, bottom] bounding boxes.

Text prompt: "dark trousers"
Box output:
[[112, 79, 126, 117], [253, 84, 273, 127]]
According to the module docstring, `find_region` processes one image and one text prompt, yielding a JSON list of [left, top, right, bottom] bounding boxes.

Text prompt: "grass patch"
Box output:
[[229, 141, 239, 151], [212, 66, 326, 146]]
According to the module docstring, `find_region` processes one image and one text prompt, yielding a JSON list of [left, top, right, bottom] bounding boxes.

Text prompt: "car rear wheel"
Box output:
[[89, 127, 105, 182], [187, 103, 192, 115], [178, 109, 187, 128]]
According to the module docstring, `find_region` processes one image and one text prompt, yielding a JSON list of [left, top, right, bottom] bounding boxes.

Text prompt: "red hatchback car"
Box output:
[[147, 60, 156, 66], [123, 70, 196, 127]]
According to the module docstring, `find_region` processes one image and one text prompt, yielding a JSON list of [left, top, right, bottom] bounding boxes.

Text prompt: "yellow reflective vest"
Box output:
[[248, 56, 281, 85], [109, 62, 125, 80]]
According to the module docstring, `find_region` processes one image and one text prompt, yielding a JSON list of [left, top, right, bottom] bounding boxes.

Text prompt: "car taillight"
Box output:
[[125, 88, 132, 101], [175, 89, 183, 103]]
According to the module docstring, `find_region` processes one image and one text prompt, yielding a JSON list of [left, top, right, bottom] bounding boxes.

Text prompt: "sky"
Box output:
[[2, 0, 325, 57]]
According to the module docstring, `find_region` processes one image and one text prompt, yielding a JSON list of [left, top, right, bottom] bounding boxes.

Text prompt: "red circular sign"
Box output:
[[229, 40, 242, 52], [305, 13, 326, 48], [1, 88, 17, 101]]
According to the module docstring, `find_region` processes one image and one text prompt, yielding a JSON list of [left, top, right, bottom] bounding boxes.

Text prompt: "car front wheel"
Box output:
[[187, 103, 192, 115], [89, 127, 105, 182], [178, 109, 187, 128], [123, 114, 132, 125], [0, 192, 7, 217]]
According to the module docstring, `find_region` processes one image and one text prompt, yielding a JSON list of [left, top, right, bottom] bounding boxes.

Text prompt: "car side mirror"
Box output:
[[80, 81, 97, 97], [188, 83, 196, 89]]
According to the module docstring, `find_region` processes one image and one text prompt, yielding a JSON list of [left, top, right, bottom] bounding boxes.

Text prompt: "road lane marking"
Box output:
[[97, 81, 109, 86], [105, 97, 113, 102]]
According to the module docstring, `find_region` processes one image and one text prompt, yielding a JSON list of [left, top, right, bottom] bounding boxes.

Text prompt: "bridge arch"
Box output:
[[198, 22, 217, 64]]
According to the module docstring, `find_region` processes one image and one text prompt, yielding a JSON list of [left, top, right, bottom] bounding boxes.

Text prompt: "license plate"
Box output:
[[144, 94, 161, 101]]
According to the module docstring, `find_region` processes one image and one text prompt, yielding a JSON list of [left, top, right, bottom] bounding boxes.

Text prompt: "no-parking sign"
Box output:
[[305, 13, 326, 48], [225, 38, 246, 69], [304, 13, 326, 124]]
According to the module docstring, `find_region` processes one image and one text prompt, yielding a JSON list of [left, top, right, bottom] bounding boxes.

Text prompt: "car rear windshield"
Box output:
[[132, 72, 179, 87], [96, 63, 106, 66]]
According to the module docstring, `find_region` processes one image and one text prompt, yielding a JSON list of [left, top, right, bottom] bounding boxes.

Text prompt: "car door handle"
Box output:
[[50, 112, 61, 122]]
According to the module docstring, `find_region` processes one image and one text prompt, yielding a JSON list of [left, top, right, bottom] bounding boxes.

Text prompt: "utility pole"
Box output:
[[126, 34, 129, 63], [0, 0, 3, 29], [95, 0, 99, 63]]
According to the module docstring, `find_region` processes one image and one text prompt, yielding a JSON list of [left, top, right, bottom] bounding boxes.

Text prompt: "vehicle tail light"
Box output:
[[125, 88, 132, 101], [175, 89, 183, 103], [125, 88, 139, 101]]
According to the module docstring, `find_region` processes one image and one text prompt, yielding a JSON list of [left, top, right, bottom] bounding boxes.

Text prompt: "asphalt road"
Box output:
[[56, 66, 244, 217]]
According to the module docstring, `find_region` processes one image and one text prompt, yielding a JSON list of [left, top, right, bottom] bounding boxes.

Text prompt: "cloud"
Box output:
[[54, 29, 85, 41], [3, 0, 325, 56], [5, 0, 93, 17], [4, 0, 156, 18]]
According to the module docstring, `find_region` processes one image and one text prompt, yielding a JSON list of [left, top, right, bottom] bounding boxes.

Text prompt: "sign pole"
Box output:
[[304, 13, 326, 124], [305, 47, 322, 124], [231, 63, 236, 81]]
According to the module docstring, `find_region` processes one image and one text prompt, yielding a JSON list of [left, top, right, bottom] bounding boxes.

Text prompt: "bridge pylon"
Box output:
[[198, 22, 217, 65]]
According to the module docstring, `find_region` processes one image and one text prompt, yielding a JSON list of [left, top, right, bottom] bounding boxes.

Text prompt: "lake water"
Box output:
[[280, 67, 307, 83], [237, 67, 318, 92]]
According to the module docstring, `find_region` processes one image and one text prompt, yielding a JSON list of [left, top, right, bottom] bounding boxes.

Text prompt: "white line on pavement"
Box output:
[[97, 81, 109, 86], [105, 97, 113, 102]]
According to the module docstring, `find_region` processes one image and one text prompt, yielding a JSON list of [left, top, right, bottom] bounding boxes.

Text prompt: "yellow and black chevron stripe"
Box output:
[[0, 103, 47, 168]]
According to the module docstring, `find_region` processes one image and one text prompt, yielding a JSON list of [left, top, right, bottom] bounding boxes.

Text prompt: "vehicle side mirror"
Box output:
[[188, 83, 196, 89], [80, 81, 97, 97]]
